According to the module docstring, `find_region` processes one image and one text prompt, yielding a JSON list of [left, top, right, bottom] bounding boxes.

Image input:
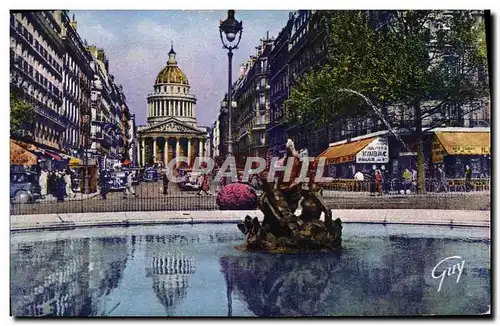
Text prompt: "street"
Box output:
[[10, 179, 490, 215]]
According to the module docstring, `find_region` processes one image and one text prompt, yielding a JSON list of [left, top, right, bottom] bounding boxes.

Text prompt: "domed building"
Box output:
[[137, 44, 206, 167]]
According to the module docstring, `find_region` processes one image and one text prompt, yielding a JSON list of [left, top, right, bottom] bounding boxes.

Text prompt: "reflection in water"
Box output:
[[11, 237, 129, 316], [11, 224, 490, 316], [143, 235, 196, 315], [220, 236, 491, 316]]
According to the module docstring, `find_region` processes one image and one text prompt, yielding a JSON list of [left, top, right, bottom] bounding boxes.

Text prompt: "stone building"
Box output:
[[59, 12, 94, 159], [10, 11, 65, 157], [137, 45, 207, 168], [232, 34, 274, 159]]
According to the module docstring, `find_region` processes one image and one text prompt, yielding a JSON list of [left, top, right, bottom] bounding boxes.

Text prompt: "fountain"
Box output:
[[236, 140, 342, 252]]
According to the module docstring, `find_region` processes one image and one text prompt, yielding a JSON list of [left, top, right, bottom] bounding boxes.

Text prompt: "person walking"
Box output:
[[437, 166, 448, 192], [162, 168, 170, 195], [47, 171, 56, 197], [123, 171, 138, 198], [402, 168, 412, 194], [354, 170, 364, 192], [375, 168, 383, 196], [411, 168, 418, 193], [99, 169, 109, 200], [197, 173, 210, 195], [465, 165, 472, 192], [39, 168, 48, 198], [380, 165, 388, 194], [64, 168, 75, 199], [55, 171, 66, 202], [369, 165, 377, 196]]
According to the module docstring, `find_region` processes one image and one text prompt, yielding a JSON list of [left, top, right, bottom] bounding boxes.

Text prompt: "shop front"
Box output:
[[317, 136, 389, 179], [431, 130, 490, 179]]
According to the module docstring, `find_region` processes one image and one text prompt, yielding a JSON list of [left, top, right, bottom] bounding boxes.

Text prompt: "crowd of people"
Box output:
[[353, 164, 477, 195], [37, 168, 77, 202]]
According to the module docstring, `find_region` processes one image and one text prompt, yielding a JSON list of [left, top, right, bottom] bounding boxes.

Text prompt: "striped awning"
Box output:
[[316, 137, 376, 164]]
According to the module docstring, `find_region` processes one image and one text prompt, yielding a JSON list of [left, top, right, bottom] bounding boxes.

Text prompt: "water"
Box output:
[[10, 223, 490, 317]]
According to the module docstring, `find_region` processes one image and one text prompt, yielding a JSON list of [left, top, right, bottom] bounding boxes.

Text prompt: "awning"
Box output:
[[69, 157, 82, 166], [45, 151, 62, 161], [122, 159, 132, 166], [435, 132, 490, 155], [10, 140, 37, 166], [316, 137, 376, 164]]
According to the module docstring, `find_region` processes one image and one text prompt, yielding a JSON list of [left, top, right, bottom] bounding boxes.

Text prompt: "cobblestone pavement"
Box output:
[[10, 181, 490, 215]]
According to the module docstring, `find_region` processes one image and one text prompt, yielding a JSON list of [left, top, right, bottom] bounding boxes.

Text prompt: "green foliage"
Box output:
[[10, 88, 35, 138], [285, 10, 489, 193], [285, 10, 489, 129]]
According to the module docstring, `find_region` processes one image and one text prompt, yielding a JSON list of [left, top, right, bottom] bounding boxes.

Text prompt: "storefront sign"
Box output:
[[432, 136, 445, 163], [328, 154, 355, 165], [450, 145, 490, 155], [356, 137, 389, 163]]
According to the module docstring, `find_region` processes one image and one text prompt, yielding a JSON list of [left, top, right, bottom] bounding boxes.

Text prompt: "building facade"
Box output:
[[268, 14, 294, 157], [232, 35, 274, 159], [59, 12, 94, 159], [10, 11, 65, 156], [137, 45, 207, 168]]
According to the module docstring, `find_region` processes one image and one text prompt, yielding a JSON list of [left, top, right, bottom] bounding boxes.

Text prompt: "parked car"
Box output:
[[109, 171, 126, 191], [143, 168, 160, 182], [10, 171, 41, 203]]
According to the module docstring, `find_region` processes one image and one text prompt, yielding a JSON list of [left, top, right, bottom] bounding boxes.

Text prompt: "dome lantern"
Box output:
[[155, 42, 189, 85]]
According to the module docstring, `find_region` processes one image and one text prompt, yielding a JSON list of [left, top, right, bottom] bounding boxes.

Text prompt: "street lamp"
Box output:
[[81, 113, 91, 194], [219, 10, 243, 156]]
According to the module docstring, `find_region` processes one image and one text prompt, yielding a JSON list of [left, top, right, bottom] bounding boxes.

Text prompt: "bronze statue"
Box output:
[[237, 140, 342, 252]]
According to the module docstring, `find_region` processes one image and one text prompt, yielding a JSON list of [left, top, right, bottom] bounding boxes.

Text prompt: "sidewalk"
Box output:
[[39, 192, 100, 203], [321, 190, 491, 197], [10, 209, 490, 232]]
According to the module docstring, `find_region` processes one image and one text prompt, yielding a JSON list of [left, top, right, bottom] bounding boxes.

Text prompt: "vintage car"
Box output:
[[109, 171, 127, 191], [143, 168, 160, 182], [10, 171, 41, 203]]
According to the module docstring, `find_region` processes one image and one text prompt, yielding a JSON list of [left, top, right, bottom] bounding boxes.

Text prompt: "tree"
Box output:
[[286, 10, 489, 193], [10, 87, 35, 140]]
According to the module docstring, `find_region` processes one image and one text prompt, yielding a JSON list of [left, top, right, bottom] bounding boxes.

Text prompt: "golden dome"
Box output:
[[155, 45, 189, 85]]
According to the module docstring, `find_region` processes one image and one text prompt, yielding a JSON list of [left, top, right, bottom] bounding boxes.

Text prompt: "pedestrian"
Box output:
[[250, 175, 259, 190], [55, 171, 66, 202], [437, 166, 448, 192], [354, 170, 364, 192], [369, 165, 377, 196], [39, 168, 48, 198], [380, 165, 388, 193], [162, 168, 170, 195], [64, 168, 75, 199], [47, 171, 56, 197], [465, 165, 472, 192], [123, 171, 137, 198], [198, 173, 210, 195], [411, 168, 418, 193], [375, 168, 383, 196], [99, 169, 109, 200], [402, 168, 412, 194]]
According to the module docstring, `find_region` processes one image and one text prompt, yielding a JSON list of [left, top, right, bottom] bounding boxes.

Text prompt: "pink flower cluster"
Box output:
[[216, 183, 258, 210]]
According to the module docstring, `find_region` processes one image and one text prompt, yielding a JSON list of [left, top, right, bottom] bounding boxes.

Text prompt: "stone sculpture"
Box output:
[[237, 139, 342, 252]]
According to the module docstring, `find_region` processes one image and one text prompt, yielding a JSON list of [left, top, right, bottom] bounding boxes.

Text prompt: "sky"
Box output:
[[72, 10, 291, 127]]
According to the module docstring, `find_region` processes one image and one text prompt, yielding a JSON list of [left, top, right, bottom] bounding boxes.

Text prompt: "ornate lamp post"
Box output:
[[219, 10, 243, 157], [81, 112, 91, 194]]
